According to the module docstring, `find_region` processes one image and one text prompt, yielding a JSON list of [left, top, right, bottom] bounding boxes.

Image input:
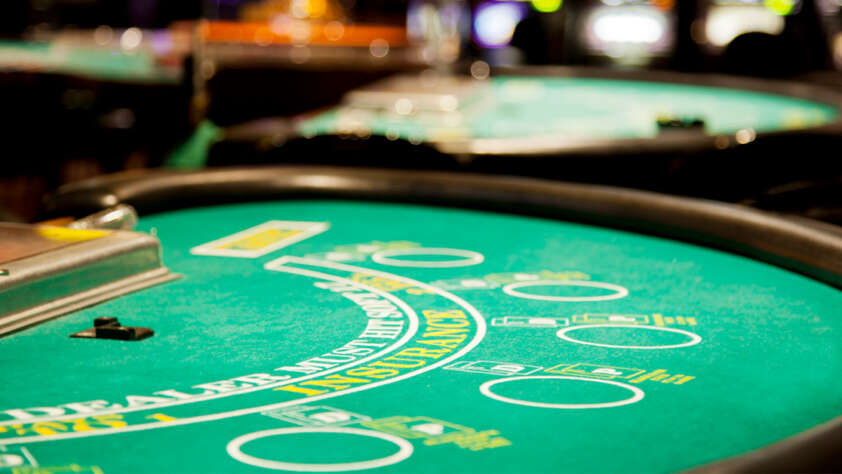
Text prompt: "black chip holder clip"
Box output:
[[70, 317, 153, 341], [656, 116, 706, 133]]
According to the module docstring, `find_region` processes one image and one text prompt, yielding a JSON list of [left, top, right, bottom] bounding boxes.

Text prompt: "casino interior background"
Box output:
[[2, 0, 842, 223], [7, 2, 842, 472]]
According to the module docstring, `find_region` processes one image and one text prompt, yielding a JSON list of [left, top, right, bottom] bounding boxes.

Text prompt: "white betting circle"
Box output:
[[479, 375, 644, 409], [371, 248, 484, 268], [502, 280, 629, 302], [556, 324, 702, 349], [0, 454, 24, 468], [226, 427, 413, 472]]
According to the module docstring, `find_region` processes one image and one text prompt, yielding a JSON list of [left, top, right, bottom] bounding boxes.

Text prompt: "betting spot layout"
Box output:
[[2, 200, 841, 473]]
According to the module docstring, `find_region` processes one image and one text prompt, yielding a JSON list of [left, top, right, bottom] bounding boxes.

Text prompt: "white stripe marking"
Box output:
[[0, 269, 418, 427], [0, 258, 486, 445]]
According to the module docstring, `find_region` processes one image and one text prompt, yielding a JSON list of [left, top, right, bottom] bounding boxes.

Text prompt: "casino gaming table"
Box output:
[[206, 67, 842, 201], [5, 167, 842, 472], [0, 34, 192, 176], [197, 20, 425, 125], [0, 37, 181, 84]]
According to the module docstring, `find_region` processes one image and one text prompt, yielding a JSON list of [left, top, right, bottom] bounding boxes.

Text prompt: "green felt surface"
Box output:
[[297, 76, 839, 142], [163, 121, 223, 170], [0, 40, 178, 83], [3, 200, 842, 473]]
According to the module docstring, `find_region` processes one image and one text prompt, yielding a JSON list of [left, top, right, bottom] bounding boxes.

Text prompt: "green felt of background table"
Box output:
[[297, 76, 839, 142], [3, 200, 842, 473], [0, 40, 179, 83]]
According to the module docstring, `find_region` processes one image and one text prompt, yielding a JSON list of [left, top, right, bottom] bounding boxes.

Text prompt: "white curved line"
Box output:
[[503, 280, 629, 302], [226, 427, 413, 471], [371, 248, 484, 268], [0, 269, 418, 427], [479, 375, 644, 409], [556, 324, 702, 349], [0, 258, 487, 445]]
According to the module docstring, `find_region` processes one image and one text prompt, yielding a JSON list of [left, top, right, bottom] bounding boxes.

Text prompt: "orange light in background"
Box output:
[[652, 0, 674, 12], [201, 21, 408, 47], [239, 0, 344, 22], [306, 0, 328, 18]]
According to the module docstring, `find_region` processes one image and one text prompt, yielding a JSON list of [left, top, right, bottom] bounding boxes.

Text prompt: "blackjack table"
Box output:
[[4, 167, 842, 472], [0, 33, 191, 176], [197, 20, 425, 125], [0, 38, 181, 84], [207, 67, 842, 200]]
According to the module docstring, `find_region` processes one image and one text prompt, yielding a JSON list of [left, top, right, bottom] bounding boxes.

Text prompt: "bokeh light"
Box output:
[[764, 0, 797, 15], [588, 6, 667, 46], [704, 5, 784, 47], [531, 0, 563, 14], [473, 2, 528, 48]]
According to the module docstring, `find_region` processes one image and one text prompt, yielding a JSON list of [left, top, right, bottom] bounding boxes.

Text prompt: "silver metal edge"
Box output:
[[0, 268, 179, 336]]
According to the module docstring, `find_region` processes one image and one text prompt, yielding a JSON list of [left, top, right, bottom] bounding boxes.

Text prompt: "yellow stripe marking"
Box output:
[[630, 369, 666, 384]]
